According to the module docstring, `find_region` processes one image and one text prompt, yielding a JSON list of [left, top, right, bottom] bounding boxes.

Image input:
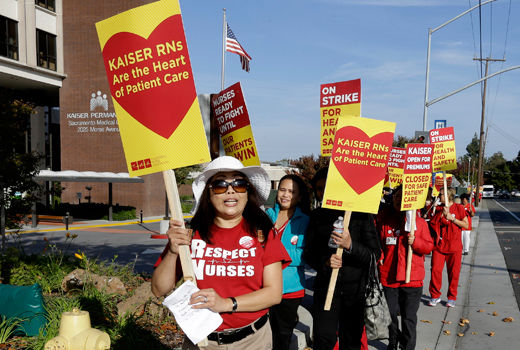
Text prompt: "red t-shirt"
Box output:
[[431, 203, 466, 253], [155, 219, 290, 331], [464, 203, 475, 230]]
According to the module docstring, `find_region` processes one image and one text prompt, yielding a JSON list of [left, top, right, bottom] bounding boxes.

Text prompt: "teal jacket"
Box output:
[[266, 204, 310, 294]]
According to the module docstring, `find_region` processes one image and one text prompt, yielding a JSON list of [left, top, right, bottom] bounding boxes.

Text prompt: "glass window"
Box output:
[[36, 0, 55, 12], [0, 16, 19, 60], [37, 29, 57, 71]]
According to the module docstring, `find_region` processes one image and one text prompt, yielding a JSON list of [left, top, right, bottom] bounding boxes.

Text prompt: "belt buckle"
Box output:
[[217, 329, 235, 345]]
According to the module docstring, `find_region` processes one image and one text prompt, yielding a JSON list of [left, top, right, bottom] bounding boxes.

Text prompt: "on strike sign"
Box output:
[[95, 0, 210, 176], [429, 127, 457, 172], [320, 79, 361, 156], [211, 82, 260, 166], [401, 144, 435, 211], [322, 115, 395, 214]]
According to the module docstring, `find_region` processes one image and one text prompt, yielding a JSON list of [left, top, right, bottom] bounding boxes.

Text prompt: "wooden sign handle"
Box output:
[[405, 212, 417, 283], [443, 171, 449, 208], [162, 170, 196, 283], [324, 211, 352, 311]]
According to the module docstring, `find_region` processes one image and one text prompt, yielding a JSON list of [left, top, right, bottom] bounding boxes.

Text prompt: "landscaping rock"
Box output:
[[61, 269, 127, 295], [116, 281, 165, 318]]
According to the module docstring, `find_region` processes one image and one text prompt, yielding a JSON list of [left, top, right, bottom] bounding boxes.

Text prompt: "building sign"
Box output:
[[65, 90, 119, 134]]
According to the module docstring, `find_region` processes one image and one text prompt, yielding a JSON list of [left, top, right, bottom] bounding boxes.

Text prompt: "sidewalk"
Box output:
[[367, 201, 520, 350]]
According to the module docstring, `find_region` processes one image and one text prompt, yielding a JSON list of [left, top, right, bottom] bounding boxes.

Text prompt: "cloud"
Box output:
[[330, 60, 424, 82], [432, 48, 476, 66]]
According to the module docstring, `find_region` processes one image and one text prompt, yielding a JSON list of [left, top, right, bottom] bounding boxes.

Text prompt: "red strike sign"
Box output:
[[388, 147, 406, 169], [320, 79, 361, 107], [403, 144, 434, 174], [211, 82, 250, 136]]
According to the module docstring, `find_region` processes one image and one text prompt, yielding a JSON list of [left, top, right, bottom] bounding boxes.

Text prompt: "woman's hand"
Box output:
[[332, 228, 352, 250], [190, 288, 232, 313], [327, 254, 343, 269], [408, 234, 415, 245], [167, 219, 192, 255]]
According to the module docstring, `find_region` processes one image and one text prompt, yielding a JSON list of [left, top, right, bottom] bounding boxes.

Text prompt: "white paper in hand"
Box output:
[[162, 280, 223, 344], [405, 210, 417, 232]]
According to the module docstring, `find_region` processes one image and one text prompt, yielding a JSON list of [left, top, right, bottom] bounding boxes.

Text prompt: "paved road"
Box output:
[[485, 197, 520, 310], [9, 219, 167, 274]]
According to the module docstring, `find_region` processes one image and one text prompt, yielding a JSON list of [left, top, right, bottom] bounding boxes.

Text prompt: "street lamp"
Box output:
[[422, 0, 497, 131]]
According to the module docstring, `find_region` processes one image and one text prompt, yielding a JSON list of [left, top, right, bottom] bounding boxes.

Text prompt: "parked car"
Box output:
[[498, 190, 511, 199]]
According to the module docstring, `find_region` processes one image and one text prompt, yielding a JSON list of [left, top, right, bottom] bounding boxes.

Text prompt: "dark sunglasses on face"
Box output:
[[209, 179, 249, 194]]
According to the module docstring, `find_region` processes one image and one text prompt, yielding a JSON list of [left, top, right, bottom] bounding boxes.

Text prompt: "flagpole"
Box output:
[[221, 8, 226, 91]]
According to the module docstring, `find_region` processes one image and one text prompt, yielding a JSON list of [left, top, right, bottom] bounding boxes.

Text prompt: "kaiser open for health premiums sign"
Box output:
[[322, 116, 395, 213], [401, 144, 435, 211], [387, 147, 406, 187], [429, 126, 457, 173], [320, 79, 361, 156], [211, 82, 260, 166], [95, 0, 210, 176]]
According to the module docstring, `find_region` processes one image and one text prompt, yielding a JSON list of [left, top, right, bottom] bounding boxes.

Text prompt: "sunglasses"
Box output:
[[209, 179, 249, 194]]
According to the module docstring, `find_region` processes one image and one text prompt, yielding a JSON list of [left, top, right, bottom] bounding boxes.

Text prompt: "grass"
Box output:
[[0, 315, 23, 344], [0, 234, 183, 349]]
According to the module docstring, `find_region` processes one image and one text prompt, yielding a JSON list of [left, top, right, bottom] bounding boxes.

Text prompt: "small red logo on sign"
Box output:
[[131, 162, 138, 171]]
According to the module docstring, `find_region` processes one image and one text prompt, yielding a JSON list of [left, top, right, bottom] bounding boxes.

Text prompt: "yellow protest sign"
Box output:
[[388, 147, 406, 187], [320, 79, 361, 156], [429, 127, 457, 173], [212, 82, 260, 166], [322, 116, 395, 213], [432, 172, 453, 197], [401, 144, 435, 211], [95, 0, 210, 176]]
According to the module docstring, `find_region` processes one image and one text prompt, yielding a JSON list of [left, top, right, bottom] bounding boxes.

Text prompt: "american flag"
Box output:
[[226, 24, 252, 72]]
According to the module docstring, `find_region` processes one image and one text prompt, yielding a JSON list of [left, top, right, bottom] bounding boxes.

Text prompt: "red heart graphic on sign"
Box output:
[[332, 126, 393, 195], [102, 15, 195, 139]]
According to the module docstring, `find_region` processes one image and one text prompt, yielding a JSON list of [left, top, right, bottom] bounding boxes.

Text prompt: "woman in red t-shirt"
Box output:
[[427, 188, 468, 308], [152, 156, 290, 349]]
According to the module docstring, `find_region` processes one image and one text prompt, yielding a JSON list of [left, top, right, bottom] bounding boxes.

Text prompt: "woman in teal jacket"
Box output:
[[266, 174, 310, 350]]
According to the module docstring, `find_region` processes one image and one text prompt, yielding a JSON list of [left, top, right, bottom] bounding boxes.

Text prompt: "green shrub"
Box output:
[[102, 208, 136, 221]]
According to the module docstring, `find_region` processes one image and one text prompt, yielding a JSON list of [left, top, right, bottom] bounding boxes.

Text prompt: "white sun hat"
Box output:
[[192, 156, 271, 209]]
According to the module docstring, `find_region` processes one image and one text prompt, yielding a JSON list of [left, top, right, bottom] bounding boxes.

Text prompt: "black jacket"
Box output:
[[303, 208, 381, 296]]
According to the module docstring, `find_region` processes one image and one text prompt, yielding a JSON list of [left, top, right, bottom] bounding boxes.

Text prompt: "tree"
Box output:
[[466, 133, 479, 160], [290, 155, 330, 189], [174, 164, 202, 186], [393, 135, 416, 148], [0, 89, 41, 250]]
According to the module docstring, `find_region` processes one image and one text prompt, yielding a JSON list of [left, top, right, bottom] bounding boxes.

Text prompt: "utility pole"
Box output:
[[474, 57, 505, 206]]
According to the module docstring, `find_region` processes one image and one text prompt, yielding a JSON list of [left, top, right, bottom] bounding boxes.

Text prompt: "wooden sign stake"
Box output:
[[162, 169, 208, 346], [405, 212, 417, 283], [324, 210, 352, 311]]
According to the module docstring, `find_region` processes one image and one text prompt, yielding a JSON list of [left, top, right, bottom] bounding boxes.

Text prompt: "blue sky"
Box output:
[[179, 0, 519, 163]]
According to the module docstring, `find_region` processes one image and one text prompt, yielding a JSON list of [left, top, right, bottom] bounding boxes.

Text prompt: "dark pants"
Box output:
[[312, 287, 365, 350], [383, 286, 422, 350], [269, 297, 302, 350]]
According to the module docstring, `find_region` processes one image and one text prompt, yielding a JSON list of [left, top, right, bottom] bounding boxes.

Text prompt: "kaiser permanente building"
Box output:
[[1, 1, 165, 216], [2, 1, 292, 217]]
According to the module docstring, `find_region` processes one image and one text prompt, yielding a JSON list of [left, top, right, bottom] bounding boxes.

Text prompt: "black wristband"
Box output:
[[229, 297, 238, 313]]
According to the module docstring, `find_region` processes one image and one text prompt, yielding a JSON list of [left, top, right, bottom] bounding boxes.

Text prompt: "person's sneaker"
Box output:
[[428, 297, 441, 307], [463, 251, 469, 255], [447, 299, 456, 308]]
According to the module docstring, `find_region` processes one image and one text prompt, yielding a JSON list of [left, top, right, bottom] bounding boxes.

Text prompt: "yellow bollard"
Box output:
[[45, 308, 110, 350]]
